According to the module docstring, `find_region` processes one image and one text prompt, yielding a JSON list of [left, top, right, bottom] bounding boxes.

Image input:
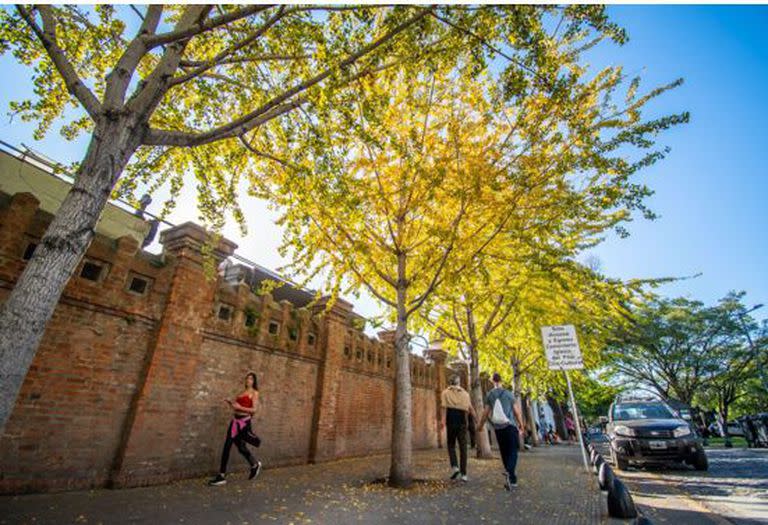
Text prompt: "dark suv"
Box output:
[[606, 399, 708, 471]]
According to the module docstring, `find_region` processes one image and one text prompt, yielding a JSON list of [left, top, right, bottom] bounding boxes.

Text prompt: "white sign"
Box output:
[[541, 325, 584, 370]]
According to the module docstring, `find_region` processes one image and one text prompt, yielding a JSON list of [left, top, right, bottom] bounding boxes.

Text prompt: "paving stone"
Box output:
[[0, 445, 608, 524]]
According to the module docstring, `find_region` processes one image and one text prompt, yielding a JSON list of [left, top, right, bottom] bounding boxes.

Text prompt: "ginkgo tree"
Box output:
[[0, 3, 617, 432], [260, 71, 543, 485], [428, 251, 647, 454], [475, 265, 645, 444], [254, 19, 685, 482]]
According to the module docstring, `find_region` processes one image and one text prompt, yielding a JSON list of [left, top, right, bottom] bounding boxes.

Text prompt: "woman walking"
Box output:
[[208, 372, 262, 486], [565, 413, 577, 444]]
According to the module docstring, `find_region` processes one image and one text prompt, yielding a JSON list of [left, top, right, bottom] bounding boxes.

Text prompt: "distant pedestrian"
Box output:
[[565, 413, 576, 444], [477, 373, 525, 489], [441, 375, 476, 482], [208, 372, 262, 486], [539, 417, 550, 445]]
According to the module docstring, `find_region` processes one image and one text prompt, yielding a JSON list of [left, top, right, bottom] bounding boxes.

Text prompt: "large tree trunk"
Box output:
[[468, 343, 493, 458], [0, 118, 141, 433], [389, 256, 412, 487]]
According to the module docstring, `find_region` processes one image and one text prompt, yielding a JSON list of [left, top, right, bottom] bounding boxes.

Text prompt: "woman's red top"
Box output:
[[236, 393, 253, 408]]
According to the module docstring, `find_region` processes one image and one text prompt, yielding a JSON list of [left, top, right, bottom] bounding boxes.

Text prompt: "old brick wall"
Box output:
[[0, 190, 444, 494]]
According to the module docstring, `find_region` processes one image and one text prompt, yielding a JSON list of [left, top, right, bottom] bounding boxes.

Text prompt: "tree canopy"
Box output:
[[606, 292, 767, 416]]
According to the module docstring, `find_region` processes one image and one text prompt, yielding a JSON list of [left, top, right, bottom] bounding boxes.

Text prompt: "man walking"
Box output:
[[441, 375, 476, 482], [477, 372, 525, 489]]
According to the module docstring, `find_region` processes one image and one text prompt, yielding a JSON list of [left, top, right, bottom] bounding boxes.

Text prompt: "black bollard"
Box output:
[[598, 462, 614, 491], [607, 477, 638, 519], [594, 454, 605, 475]]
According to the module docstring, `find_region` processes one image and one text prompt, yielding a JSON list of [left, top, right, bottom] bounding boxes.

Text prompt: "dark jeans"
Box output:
[[219, 418, 259, 474], [447, 424, 468, 475], [494, 425, 520, 483], [468, 415, 476, 448]]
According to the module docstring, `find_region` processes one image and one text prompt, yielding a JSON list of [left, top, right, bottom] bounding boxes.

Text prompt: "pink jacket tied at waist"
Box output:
[[230, 417, 251, 439]]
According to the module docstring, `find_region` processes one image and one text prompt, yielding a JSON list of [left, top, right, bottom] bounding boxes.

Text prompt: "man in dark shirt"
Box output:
[[441, 375, 477, 482]]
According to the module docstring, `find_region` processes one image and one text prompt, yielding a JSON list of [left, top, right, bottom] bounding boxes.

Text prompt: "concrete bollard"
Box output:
[[598, 461, 614, 491], [607, 477, 638, 519]]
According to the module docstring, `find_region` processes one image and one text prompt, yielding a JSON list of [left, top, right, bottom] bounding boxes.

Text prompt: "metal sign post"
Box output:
[[541, 325, 590, 473], [564, 369, 590, 472]]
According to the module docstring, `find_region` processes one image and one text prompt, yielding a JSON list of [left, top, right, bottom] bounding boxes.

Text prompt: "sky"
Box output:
[[0, 5, 766, 324]]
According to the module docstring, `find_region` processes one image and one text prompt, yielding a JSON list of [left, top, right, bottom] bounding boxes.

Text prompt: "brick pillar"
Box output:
[[109, 222, 236, 487], [426, 348, 448, 448], [308, 297, 352, 463], [0, 193, 39, 275]]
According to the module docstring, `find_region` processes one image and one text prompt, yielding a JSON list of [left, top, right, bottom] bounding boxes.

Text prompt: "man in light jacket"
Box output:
[[441, 375, 477, 482]]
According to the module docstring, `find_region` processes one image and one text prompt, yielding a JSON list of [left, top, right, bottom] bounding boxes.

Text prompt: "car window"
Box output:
[[612, 403, 674, 420]]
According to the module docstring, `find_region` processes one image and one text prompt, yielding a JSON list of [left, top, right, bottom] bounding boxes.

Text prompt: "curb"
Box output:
[[586, 442, 652, 523]]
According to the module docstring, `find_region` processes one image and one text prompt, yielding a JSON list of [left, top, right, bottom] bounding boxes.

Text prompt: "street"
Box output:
[[595, 440, 768, 524]]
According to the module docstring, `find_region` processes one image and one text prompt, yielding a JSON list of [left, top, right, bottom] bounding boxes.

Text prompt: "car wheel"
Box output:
[[692, 450, 708, 471], [611, 445, 629, 471]]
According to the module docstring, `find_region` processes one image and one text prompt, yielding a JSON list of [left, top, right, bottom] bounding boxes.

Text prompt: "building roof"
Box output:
[[0, 146, 150, 245]]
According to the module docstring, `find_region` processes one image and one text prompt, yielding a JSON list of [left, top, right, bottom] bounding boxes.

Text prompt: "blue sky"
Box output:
[[0, 5, 766, 323]]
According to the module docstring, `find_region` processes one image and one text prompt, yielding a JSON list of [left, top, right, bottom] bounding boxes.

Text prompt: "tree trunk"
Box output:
[[511, 360, 525, 451], [389, 255, 412, 487], [548, 396, 567, 440], [525, 393, 539, 446], [0, 117, 141, 433], [468, 343, 493, 458]]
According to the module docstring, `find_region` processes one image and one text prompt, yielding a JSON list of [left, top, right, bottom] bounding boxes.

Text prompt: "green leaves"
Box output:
[[606, 292, 766, 410]]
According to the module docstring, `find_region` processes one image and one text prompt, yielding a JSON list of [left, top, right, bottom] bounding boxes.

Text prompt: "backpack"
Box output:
[[490, 393, 511, 426]]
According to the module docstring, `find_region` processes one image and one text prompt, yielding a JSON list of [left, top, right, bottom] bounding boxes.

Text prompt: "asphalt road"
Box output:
[[594, 439, 768, 524]]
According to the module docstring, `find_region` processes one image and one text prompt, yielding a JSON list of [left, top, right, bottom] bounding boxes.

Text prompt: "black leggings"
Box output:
[[219, 418, 258, 474]]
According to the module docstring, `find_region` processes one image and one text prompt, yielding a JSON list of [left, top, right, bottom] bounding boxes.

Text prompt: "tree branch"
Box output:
[[104, 5, 163, 108], [143, 7, 433, 147], [143, 5, 273, 49], [169, 6, 288, 87], [17, 5, 102, 118]]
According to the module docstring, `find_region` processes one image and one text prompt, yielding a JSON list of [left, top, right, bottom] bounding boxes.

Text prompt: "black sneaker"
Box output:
[[249, 461, 262, 480], [208, 474, 226, 486]]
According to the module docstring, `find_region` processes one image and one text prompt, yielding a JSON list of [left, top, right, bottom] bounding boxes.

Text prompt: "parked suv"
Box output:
[[606, 399, 708, 471]]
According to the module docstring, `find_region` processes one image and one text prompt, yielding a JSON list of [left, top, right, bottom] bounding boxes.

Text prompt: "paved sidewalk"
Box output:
[[1, 445, 609, 525]]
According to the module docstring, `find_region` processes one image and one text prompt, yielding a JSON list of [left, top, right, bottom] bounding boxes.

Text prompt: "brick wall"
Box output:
[[0, 190, 444, 494]]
